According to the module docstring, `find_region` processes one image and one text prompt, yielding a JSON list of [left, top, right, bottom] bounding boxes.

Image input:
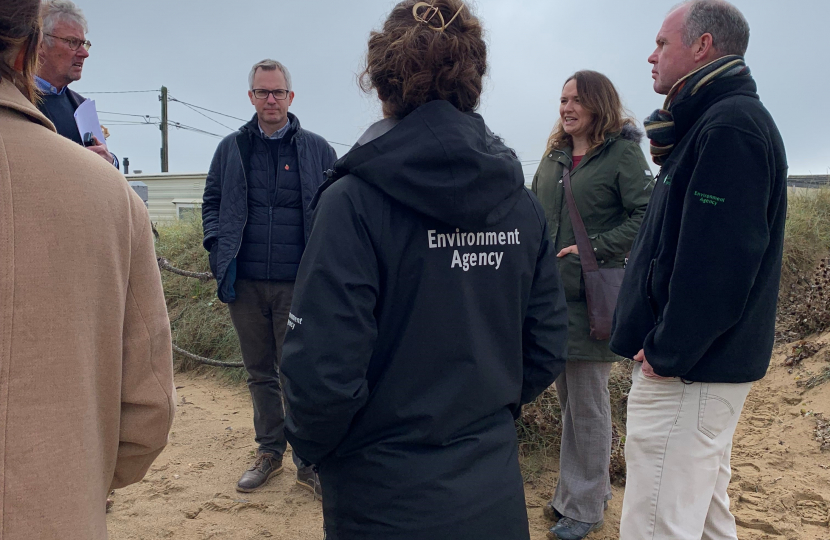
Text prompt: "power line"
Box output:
[[100, 122, 159, 127], [99, 111, 159, 125], [98, 93, 355, 149], [81, 89, 159, 94], [169, 94, 235, 131], [328, 141, 353, 148], [168, 120, 224, 139], [168, 96, 352, 148], [168, 97, 247, 123]]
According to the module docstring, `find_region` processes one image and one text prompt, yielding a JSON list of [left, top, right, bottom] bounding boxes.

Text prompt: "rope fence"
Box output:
[[157, 257, 214, 281], [157, 257, 244, 369], [172, 343, 244, 369]]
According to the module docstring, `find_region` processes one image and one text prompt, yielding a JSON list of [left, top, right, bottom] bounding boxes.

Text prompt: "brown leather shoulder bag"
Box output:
[[562, 166, 625, 341]]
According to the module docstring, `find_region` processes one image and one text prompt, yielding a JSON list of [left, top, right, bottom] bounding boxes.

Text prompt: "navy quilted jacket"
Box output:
[[202, 113, 337, 302]]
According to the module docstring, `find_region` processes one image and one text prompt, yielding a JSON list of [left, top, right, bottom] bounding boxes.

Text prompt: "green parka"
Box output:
[[531, 124, 654, 361]]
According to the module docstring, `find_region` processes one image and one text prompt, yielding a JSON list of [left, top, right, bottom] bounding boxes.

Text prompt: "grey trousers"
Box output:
[[551, 360, 613, 523], [227, 279, 300, 467]]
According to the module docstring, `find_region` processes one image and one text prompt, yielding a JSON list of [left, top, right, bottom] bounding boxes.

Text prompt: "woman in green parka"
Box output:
[[531, 71, 654, 540]]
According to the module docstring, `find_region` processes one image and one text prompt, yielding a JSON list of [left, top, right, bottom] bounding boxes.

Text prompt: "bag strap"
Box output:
[[562, 166, 599, 272]]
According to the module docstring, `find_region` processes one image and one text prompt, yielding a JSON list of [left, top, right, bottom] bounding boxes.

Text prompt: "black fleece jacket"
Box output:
[[610, 74, 788, 383], [280, 101, 568, 540]]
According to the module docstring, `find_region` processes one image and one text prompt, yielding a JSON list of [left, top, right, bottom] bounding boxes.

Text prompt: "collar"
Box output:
[[355, 117, 400, 147], [35, 76, 67, 96], [0, 79, 56, 132], [259, 119, 292, 140]]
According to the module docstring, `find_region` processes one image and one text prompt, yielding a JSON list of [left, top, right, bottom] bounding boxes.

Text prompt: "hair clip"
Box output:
[[412, 2, 464, 32]]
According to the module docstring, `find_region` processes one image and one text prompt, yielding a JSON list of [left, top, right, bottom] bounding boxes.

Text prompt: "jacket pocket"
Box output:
[[697, 383, 736, 439], [208, 244, 219, 278], [558, 254, 584, 302], [645, 259, 659, 323]]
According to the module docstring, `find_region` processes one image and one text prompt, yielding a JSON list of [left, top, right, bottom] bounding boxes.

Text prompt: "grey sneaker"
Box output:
[[547, 517, 604, 540], [236, 452, 283, 492], [296, 465, 322, 499]]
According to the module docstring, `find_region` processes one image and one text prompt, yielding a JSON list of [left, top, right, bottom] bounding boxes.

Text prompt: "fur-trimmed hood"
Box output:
[[619, 122, 644, 144]]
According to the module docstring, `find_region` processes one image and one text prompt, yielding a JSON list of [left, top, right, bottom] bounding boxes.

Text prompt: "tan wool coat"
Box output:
[[0, 80, 176, 540]]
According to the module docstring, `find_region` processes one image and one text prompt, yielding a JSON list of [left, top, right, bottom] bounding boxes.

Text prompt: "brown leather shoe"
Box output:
[[236, 452, 283, 492]]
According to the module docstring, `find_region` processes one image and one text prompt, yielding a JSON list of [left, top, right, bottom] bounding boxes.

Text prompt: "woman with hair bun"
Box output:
[[281, 1, 569, 538], [531, 71, 653, 540]]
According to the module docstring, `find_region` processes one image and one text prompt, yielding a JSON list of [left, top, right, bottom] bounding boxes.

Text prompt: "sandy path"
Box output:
[[106, 374, 324, 539], [108, 340, 830, 539]]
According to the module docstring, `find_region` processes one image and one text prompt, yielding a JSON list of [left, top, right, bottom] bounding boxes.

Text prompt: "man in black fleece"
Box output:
[[610, 1, 787, 538]]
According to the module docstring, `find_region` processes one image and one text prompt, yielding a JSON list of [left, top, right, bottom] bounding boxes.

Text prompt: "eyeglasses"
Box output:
[[251, 89, 290, 100], [45, 34, 91, 51]]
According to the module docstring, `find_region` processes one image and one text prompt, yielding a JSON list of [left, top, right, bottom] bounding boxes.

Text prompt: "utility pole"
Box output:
[[160, 86, 169, 173]]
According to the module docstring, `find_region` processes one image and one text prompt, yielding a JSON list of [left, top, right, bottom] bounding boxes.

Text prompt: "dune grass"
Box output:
[[155, 216, 246, 382], [154, 188, 830, 478]]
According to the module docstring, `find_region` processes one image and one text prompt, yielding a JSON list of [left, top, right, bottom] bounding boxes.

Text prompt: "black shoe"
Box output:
[[296, 465, 322, 499], [547, 516, 604, 540], [543, 501, 563, 522], [236, 452, 283, 492]]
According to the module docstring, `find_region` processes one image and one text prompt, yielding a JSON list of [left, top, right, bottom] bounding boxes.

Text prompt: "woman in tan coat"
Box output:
[[0, 2, 176, 538]]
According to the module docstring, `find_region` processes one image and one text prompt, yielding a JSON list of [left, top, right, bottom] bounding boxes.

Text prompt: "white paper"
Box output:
[[73, 99, 106, 145]]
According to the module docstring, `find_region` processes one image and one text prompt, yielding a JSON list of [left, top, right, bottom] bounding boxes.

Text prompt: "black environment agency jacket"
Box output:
[[610, 73, 788, 383], [281, 100, 569, 540]]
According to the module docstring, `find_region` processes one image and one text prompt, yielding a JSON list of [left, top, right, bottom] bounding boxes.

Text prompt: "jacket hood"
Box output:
[[329, 100, 525, 230], [549, 122, 644, 166], [619, 122, 644, 144]]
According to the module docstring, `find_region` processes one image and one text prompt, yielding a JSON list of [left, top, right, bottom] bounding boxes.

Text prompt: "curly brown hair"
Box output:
[[0, 0, 41, 103], [546, 70, 635, 153], [360, 0, 487, 119]]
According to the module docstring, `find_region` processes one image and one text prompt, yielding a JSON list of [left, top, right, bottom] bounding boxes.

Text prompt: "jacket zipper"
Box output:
[[232, 138, 249, 261], [267, 207, 273, 280], [294, 135, 309, 241], [646, 258, 660, 324]]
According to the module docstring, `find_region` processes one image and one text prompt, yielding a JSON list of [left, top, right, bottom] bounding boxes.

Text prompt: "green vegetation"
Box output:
[[777, 189, 830, 340], [155, 216, 245, 381], [154, 188, 830, 479], [780, 188, 830, 295]]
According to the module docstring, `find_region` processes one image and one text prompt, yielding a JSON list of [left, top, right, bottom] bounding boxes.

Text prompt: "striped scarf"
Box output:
[[644, 56, 751, 165]]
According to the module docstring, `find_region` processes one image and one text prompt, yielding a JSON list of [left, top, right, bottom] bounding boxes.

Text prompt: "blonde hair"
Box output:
[[547, 70, 635, 153], [0, 0, 41, 103]]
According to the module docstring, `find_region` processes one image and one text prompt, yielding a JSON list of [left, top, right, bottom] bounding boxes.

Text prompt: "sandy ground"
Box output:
[[107, 339, 830, 540]]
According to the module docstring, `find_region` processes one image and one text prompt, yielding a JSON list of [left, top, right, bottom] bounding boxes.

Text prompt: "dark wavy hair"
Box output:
[[547, 70, 636, 153], [360, 0, 487, 119], [0, 0, 41, 103]]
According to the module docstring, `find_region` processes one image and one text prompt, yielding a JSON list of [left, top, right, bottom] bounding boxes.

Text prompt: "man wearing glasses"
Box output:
[[36, 0, 117, 168], [202, 59, 337, 495]]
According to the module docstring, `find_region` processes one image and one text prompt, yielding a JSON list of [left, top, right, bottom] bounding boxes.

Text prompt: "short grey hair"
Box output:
[[679, 0, 750, 56], [248, 59, 292, 91], [41, 0, 88, 36]]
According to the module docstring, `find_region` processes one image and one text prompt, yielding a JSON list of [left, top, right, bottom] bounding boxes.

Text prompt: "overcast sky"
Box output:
[[71, 0, 828, 179]]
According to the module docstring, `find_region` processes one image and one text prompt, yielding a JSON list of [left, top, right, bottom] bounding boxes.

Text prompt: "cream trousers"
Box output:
[[619, 362, 752, 540]]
